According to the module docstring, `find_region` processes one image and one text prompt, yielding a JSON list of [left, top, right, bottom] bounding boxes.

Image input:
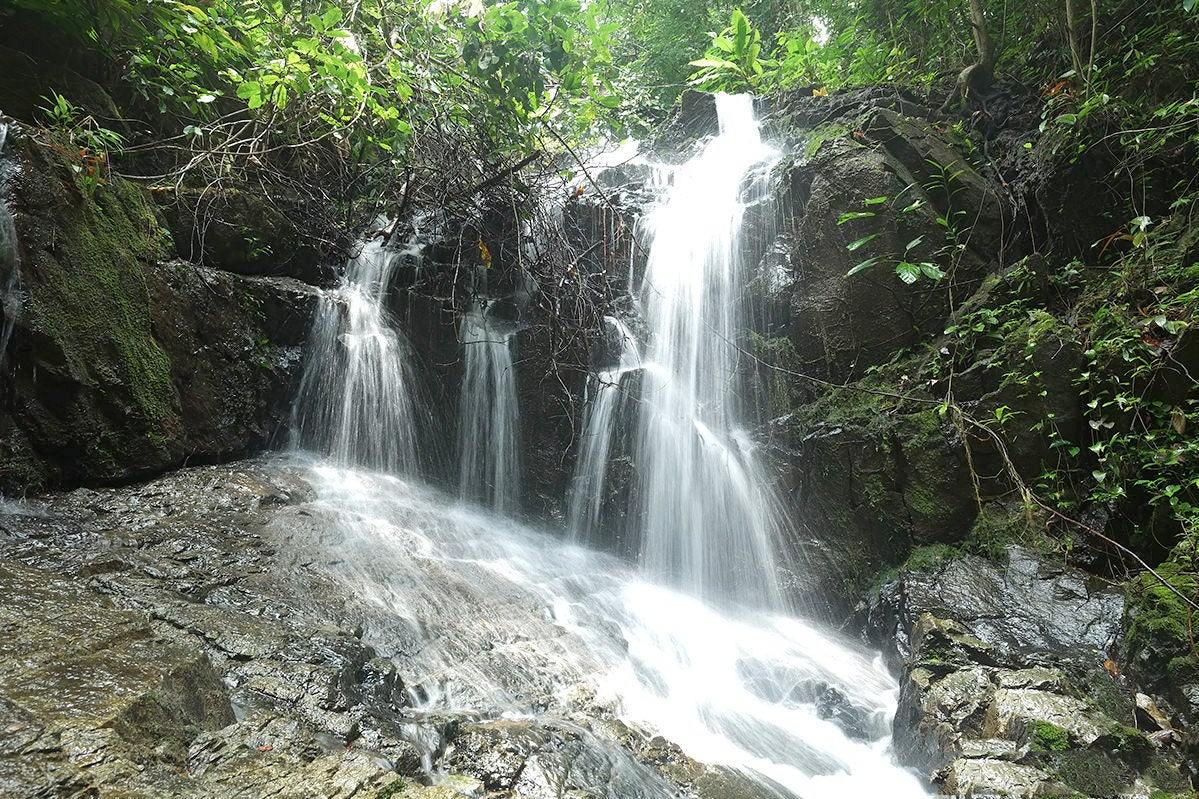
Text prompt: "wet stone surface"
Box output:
[[865, 548, 1194, 797], [0, 458, 771, 799]]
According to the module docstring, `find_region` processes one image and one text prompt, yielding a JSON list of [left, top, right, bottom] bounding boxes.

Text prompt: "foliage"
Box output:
[[36, 90, 126, 198], [836, 156, 978, 286], [10, 0, 621, 233], [688, 9, 772, 93]]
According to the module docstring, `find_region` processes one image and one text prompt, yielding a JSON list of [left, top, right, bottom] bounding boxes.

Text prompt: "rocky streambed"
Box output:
[[0, 459, 794, 799], [2, 458, 1193, 799]]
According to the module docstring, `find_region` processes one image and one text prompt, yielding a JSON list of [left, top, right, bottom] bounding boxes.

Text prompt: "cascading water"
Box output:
[[570, 94, 789, 609], [292, 238, 424, 474], [290, 464, 929, 799], [567, 315, 641, 541], [289, 96, 928, 798], [456, 304, 521, 512], [0, 121, 23, 372]]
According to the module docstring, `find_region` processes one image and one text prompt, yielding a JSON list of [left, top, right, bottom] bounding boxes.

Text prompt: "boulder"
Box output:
[[0, 130, 318, 493], [866, 547, 1192, 796]]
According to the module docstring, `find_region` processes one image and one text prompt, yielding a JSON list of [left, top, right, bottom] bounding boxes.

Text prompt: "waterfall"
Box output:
[[456, 305, 520, 512], [297, 465, 929, 799], [292, 238, 424, 474], [0, 121, 22, 372], [286, 97, 928, 798], [567, 315, 640, 541], [571, 94, 789, 609]]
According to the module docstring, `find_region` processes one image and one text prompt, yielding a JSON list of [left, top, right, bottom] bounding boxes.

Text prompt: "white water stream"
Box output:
[[292, 238, 425, 474], [298, 463, 928, 799], [291, 94, 929, 797], [568, 94, 788, 609], [0, 121, 22, 371], [457, 305, 521, 513]]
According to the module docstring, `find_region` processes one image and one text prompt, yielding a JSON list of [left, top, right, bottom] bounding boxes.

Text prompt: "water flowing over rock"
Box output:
[[457, 305, 521, 513], [0, 119, 20, 371], [569, 93, 791, 610], [0, 459, 931, 799], [292, 238, 426, 475]]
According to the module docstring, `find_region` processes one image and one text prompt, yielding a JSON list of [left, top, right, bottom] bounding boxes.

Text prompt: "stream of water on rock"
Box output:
[[292, 95, 929, 798], [0, 121, 23, 372], [457, 305, 521, 513]]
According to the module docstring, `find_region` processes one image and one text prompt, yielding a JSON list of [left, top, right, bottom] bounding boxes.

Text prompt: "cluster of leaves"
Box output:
[[11, 0, 621, 230]]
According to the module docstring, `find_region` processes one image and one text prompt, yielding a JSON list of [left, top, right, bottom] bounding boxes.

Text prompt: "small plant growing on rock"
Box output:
[[36, 90, 125, 199], [1027, 720, 1072, 752]]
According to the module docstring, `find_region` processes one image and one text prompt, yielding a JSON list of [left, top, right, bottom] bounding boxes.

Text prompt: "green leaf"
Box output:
[[864, 196, 888, 205], [846, 233, 880, 251], [236, 80, 261, 101], [895, 261, 921, 284], [846, 257, 883, 278], [920, 262, 946, 280], [904, 235, 924, 252], [837, 211, 875, 224]]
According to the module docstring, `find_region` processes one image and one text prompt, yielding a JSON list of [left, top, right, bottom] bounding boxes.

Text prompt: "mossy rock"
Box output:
[[1124, 555, 1199, 712], [1, 133, 183, 490]]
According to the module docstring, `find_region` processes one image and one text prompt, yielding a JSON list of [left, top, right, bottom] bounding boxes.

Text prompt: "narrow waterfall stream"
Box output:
[[290, 96, 929, 798], [292, 238, 425, 474], [0, 121, 22, 372], [457, 305, 521, 513]]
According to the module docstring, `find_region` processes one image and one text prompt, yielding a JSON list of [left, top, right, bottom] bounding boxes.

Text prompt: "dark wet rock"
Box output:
[[779, 109, 1012, 383], [866, 547, 1192, 796], [866, 547, 1124, 669], [0, 132, 318, 494], [773, 405, 980, 608], [155, 187, 334, 284], [515, 322, 588, 524], [0, 42, 121, 126], [146, 260, 318, 464]]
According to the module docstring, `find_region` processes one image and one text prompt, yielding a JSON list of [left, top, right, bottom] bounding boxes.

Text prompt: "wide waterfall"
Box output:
[[292, 238, 425, 474], [570, 93, 789, 609], [289, 95, 928, 798], [457, 305, 521, 512]]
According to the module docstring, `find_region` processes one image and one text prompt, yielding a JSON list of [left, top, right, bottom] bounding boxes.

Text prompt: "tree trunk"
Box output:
[[940, 0, 996, 113]]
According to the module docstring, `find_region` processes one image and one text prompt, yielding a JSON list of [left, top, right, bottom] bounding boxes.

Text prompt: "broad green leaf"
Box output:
[[846, 233, 880, 251], [895, 261, 921, 284], [846, 257, 883, 278], [920, 262, 946, 280]]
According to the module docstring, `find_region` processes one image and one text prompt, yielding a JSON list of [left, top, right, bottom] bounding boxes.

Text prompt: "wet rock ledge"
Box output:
[[0, 459, 765, 799], [864, 549, 1194, 797]]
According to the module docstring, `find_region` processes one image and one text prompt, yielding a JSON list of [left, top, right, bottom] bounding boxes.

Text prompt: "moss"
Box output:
[[965, 503, 1039, 558], [802, 122, 852, 160], [872, 542, 960, 591], [1093, 722, 1153, 763], [1027, 720, 1072, 751], [1124, 556, 1199, 686], [375, 779, 407, 799], [1041, 749, 1127, 797], [27, 158, 175, 426]]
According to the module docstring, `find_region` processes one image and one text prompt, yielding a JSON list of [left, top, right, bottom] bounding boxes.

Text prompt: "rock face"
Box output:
[[0, 459, 774, 799], [0, 126, 318, 493], [866, 548, 1192, 797]]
